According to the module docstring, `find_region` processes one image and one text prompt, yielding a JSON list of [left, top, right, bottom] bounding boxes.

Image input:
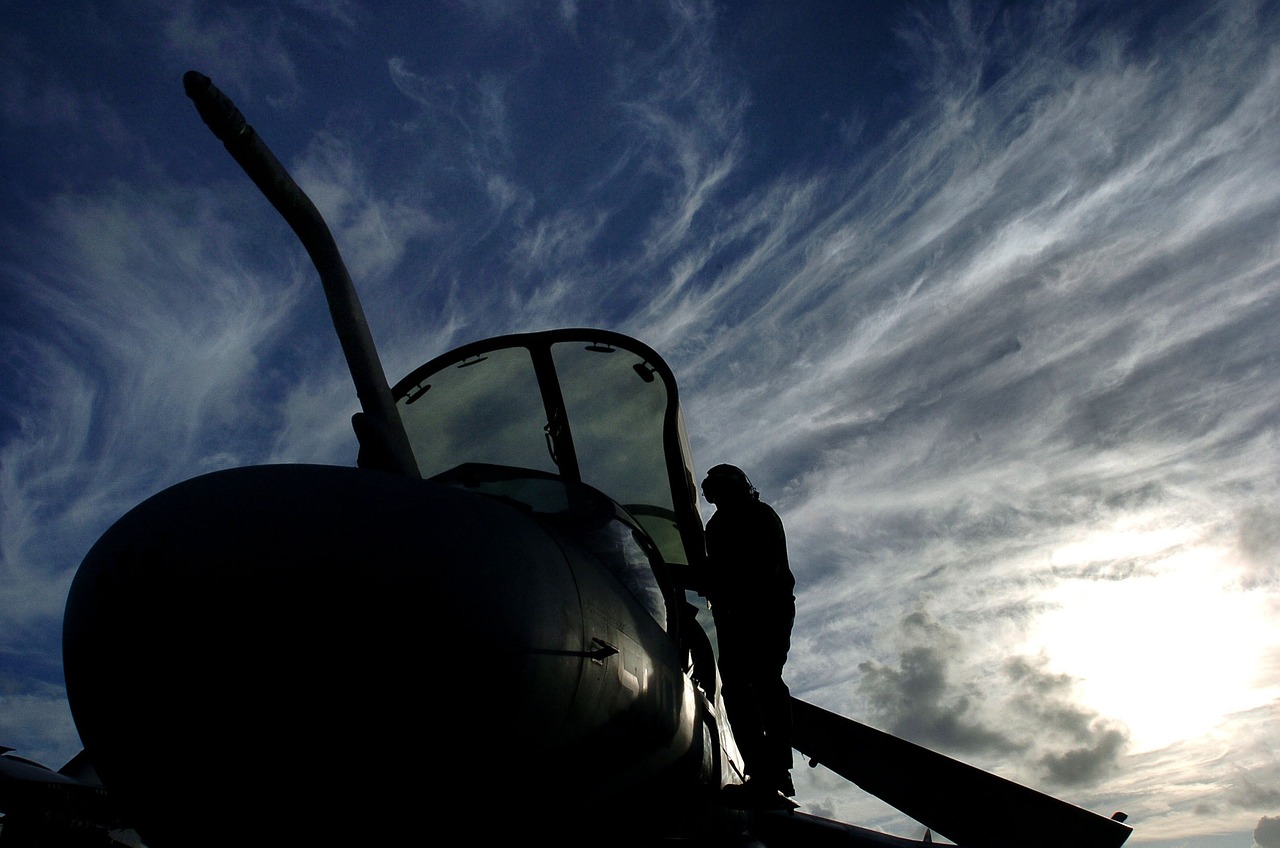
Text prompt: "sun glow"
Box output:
[[1027, 534, 1280, 753]]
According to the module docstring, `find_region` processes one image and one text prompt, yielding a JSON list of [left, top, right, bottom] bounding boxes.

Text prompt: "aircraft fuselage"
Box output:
[[64, 463, 730, 845]]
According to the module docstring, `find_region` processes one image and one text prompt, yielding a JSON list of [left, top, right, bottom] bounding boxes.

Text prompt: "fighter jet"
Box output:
[[0, 73, 1135, 848]]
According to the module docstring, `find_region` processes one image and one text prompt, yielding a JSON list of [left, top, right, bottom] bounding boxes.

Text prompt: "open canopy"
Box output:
[[391, 329, 706, 573]]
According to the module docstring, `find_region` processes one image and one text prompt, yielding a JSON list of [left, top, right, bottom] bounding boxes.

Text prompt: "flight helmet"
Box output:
[[701, 464, 757, 505]]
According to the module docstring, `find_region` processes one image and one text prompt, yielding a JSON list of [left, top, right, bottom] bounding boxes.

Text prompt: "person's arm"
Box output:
[[668, 563, 710, 596]]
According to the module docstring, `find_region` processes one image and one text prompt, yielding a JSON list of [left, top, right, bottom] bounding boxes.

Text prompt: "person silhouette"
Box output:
[[700, 464, 796, 798]]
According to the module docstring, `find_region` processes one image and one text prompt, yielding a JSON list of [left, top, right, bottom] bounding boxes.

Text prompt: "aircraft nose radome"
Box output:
[[62, 464, 584, 845]]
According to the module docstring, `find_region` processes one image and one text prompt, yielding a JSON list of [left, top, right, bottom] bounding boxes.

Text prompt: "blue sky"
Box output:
[[3, 2, 1280, 846]]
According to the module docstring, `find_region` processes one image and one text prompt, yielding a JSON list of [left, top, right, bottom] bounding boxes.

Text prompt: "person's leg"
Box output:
[[758, 609, 796, 793], [719, 651, 767, 777]]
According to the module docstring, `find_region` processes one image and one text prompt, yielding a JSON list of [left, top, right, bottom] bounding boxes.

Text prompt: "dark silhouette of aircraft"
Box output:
[[0, 73, 1135, 848]]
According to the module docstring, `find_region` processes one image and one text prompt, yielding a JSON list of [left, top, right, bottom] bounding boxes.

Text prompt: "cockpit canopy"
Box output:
[[391, 329, 706, 573]]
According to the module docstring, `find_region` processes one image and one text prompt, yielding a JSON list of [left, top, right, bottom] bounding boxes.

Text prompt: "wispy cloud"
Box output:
[[2, 1, 1278, 843], [160, 0, 304, 107], [1, 183, 303, 623], [626, 0, 1280, 828]]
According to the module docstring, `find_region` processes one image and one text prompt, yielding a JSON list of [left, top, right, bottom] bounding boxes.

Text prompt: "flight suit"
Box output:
[[704, 494, 796, 792]]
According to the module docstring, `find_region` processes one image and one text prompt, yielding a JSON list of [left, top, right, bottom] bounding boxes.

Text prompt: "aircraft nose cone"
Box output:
[[63, 464, 584, 845]]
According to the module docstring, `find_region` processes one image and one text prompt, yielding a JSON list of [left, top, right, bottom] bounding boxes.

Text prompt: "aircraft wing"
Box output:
[[0, 747, 135, 846], [751, 807, 949, 848], [788, 697, 1133, 848]]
